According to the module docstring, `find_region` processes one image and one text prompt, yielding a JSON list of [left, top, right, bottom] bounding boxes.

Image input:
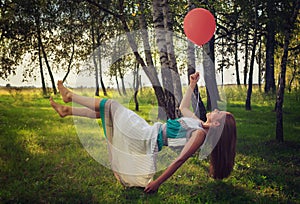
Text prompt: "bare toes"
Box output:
[[50, 97, 69, 117]]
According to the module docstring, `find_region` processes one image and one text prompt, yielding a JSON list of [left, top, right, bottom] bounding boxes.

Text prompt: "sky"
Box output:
[[0, 59, 254, 88], [0, 30, 259, 88]]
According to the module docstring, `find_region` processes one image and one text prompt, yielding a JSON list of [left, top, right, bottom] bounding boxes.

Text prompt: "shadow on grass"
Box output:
[[117, 180, 286, 203], [233, 139, 300, 203]]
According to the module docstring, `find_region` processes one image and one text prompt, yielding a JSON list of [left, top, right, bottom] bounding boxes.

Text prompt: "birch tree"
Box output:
[[162, 0, 183, 112], [152, 0, 176, 119], [137, 0, 167, 119]]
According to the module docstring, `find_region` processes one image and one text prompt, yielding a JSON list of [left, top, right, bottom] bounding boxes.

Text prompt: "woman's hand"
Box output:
[[144, 180, 160, 193], [190, 72, 200, 88]]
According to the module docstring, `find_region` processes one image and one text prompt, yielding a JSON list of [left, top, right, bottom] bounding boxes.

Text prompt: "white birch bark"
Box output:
[[162, 0, 183, 111], [152, 0, 175, 119]]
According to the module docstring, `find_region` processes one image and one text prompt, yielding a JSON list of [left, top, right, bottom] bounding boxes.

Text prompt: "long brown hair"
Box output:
[[209, 113, 237, 179]]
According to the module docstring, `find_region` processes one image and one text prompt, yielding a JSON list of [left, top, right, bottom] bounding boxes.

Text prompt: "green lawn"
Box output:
[[0, 86, 299, 203]]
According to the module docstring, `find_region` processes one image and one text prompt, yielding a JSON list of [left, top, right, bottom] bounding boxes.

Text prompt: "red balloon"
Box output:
[[183, 8, 216, 46]]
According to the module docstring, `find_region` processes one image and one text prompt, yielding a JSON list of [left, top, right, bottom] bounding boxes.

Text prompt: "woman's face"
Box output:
[[206, 109, 226, 124]]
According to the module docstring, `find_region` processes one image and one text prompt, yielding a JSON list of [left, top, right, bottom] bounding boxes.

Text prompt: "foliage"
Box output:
[[0, 86, 299, 203], [1, 0, 299, 87]]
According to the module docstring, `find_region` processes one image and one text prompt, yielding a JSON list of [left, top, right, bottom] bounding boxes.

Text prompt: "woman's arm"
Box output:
[[144, 129, 205, 193], [179, 72, 200, 118]]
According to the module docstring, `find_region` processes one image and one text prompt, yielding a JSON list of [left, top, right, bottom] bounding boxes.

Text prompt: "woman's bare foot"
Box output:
[[50, 97, 71, 117], [57, 80, 72, 103]]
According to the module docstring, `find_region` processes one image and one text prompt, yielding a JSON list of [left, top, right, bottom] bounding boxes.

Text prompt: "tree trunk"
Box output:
[[163, 0, 182, 113], [243, 30, 249, 86], [221, 38, 225, 85], [257, 34, 262, 91], [152, 0, 176, 119], [112, 0, 166, 120], [288, 55, 297, 92], [118, 60, 126, 96], [234, 34, 241, 85], [62, 42, 75, 83], [245, 1, 258, 110], [265, 0, 276, 93], [40, 36, 57, 94], [133, 62, 140, 111], [87, 0, 167, 119], [96, 29, 107, 96], [91, 17, 100, 96], [115, 73, 122, 96], [138, 14, 166, 119], [35, 10, 47, 96], [139, 75, 142, 94], [38, 34, 47, 96], [234, 3, 241, 85], [203, 39, 219, 111], [276, 0, 299, 142]]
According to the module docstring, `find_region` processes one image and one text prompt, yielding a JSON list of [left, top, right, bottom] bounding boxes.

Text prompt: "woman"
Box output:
[[50, 72, 237, 193]]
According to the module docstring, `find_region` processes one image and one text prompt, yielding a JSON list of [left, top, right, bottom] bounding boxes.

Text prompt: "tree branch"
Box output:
[[84, 0, 121, 19]]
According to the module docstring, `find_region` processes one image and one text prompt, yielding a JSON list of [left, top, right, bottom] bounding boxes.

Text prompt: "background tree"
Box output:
[[199, 0, 220, 111], [133, 61, 140, 111], [245, 0, 259, 111], [264, 0, 277, 93], [34, 0, 58, 94], [152, 0, 176, 119], [136, 0, 168, 119], [275, 0, 299, 142], [163, 0, 183, 115], [0, 0, 33, 79]]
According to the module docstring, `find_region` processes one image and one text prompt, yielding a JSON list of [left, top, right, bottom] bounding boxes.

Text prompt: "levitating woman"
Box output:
[[50, 72, 237, 193]]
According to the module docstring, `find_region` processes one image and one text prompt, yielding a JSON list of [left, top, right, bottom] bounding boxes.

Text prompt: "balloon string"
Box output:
[[193, 90, 200, 115]]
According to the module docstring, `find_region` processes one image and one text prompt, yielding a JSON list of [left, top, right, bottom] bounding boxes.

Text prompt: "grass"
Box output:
[[0, 86, 299, 203]]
